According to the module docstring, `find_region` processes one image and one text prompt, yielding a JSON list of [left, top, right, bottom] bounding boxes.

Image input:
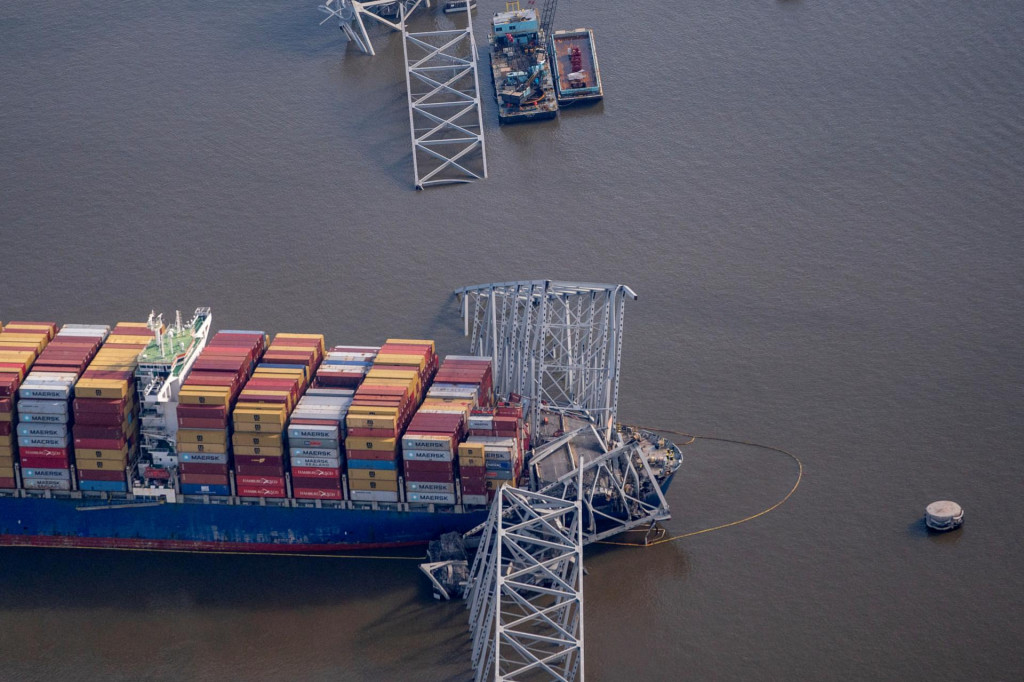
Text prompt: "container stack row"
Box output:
[[344, 339, 438, 503], [287, 385, 354, 500], [431, 356, 495, 506], [0, 322, 57, 489], [19, 324, 108, 491], [176, 330, 267, 496], [232, 333, 324, 499], [72, 322, 151, 492], [289, 346, 380, 501]]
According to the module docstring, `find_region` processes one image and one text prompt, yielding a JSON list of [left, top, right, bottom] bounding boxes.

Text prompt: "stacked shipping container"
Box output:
[[72, 322, 151, 492], [431, 356, 495, 506], [232, 333, 324, 498], [19, 325, 108, 491], [345, 339, 438, 503], [177, 330, 267, 496], [0, 322, 57, 489]]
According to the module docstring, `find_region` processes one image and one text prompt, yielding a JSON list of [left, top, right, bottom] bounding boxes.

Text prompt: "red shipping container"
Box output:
[[401, 469, 455, 483], [460, 479, 487, 495], [345, 449, 397, 461], [347, 427, 398, 438], [20, 455, 70, 468], [0, 422, 13, 436], [0, 397, 11, 411], [0, 375, 21, 397], [177, 404, 228, 419], [237, 475, 285, 487], [234, 463, 285, 477], [177, 416, 229, 429], [291, 466, 341, 479], [20, 446, 69, 459], [180, 472, 230, 485], [78, 469, 125, 481], [292, 476, 342, 489], [237, 485, 285, 498], [74, 397, 128, 417], [233, 454, 284, 467], [0, 477, 17, 488], [73, 435, 125, 451], [459, 465, 486, 478], [74, 424, 127, 439], [80, 369, 134, 381], [179, 462, 230, 476], [293, 487, 343, 500]]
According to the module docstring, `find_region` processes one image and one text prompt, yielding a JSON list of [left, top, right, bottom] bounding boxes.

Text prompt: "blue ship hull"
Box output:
[[0, 495, 489, 552]]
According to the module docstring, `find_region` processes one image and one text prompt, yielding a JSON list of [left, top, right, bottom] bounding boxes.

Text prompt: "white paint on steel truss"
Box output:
[[454, 280, 638, 444], [318, 0, 429, 56], [532, 425, 674, 544], [467, 484, 585, 682], [401, 4, 487, 188]]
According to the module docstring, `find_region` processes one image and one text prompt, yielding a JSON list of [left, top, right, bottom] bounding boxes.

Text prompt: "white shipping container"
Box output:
[[23, 479, 72, 491], [405, 481, 455, 493], [349, 489, 400, 503], [19, 412, 68, 424], [408, 492, 457, 505], [16, 399, 69, 415], [402, 449, 454, 462]]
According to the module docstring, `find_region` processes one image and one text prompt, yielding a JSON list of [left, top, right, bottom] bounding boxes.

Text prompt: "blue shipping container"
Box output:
[[181, 483, 231, 496], [78, 480, 128, 492]]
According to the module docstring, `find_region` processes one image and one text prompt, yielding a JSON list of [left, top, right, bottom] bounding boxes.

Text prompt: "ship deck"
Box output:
[[549, 30, 604, 105], [489, 44, 559, 123]]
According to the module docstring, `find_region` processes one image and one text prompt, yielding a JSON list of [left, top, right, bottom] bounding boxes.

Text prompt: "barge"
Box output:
[[488, 4, 559, 123], [549, 28, 604, 105]]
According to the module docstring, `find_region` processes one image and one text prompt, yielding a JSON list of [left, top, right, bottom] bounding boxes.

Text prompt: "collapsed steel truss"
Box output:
[[454, 281, 638, 445], [401, 5, 487, 188], [532, 426, 673, 544], [319, 0, 429, 56], [467, 485, 584, 682]]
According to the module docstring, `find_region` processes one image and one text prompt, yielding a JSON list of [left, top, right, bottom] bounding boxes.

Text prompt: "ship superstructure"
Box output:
[[134, 308, 211, 481]]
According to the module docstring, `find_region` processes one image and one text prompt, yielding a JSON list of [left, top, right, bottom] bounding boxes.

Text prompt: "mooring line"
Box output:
[[597, 427, 804, 547]]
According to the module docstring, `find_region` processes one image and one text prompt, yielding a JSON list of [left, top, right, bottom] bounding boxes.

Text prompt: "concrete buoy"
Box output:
[[925, 500, 964, 531]]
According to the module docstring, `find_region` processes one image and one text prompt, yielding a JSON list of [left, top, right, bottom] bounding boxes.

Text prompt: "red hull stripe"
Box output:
[[0, 534, 426, 557]]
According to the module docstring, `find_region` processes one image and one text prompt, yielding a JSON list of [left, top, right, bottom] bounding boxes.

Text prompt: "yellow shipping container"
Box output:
[[348, 469, 398, 482], [274, 332, 326, 349], [77, 458, 128, 471], [459, 455, 485, 468], [0, 466, 15, 478], [0, 446, 12, 457], [232, 432, 283, 448], [180, 441, 228, 454], [345, 414, 399, 430], [374, 353, 427, 370], [0, 434, 12, 447], [344, 436, 397, 452], [179, 387, 232, 406], [386, 338, 435, 353], [458, 442, 485, 457], [74, 379, 129, 400], [232, 444, 283, 457], [485, 479, 514, 491], [177, 429, 228, 445], [349, 478, 399, 492], [0, 336, 47, 353], [232, 404, 288, 422], [0, 455, 14, 469], [0, 411, 12, 422], [75, 445, 129, 460]]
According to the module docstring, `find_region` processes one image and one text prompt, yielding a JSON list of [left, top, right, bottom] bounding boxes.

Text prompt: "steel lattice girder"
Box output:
[[532, 426, 673, 544], [454, 281, 637, 444], [319, 0, 430, 56], [402, 6, 487, 188], [467, 485, 585, 682]]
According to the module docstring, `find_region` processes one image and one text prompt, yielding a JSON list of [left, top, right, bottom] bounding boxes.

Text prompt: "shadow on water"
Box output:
[[0, 548, 429, 611], [907, 517, 966, 546]]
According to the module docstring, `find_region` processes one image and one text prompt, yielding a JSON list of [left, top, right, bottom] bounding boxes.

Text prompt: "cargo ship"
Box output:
[[0, 312, 681, 552], [488, 3, 559, 123], [548, 28, 604, 105]]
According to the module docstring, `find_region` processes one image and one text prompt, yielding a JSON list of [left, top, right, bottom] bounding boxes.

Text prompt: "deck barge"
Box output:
[[488, 5, 559, 123], [549, 28, 604, 105]]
